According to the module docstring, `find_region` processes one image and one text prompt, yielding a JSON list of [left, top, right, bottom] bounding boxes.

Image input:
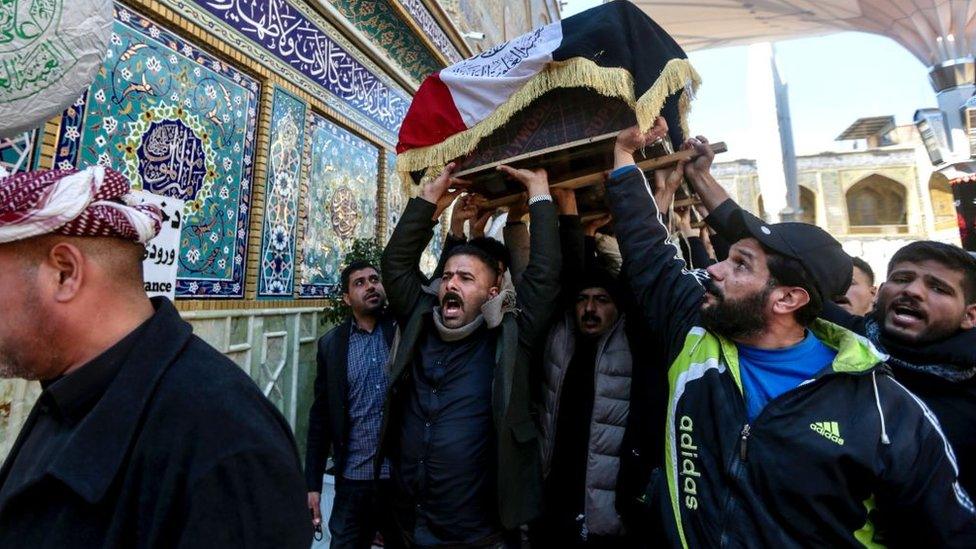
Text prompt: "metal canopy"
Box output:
[[836, 115, 896, 140], [632, 0, 976, 66]]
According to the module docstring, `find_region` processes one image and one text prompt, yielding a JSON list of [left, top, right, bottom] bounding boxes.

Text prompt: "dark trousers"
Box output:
[[329, 478, 403, 549]]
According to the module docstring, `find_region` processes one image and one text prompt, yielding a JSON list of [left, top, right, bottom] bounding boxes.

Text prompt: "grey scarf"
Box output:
[[432, 288, 518, 342]]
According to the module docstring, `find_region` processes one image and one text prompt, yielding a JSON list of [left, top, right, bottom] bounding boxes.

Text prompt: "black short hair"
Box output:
[[341, 260, 378, 294], [851, 256, 875, 285], [443, 244, 501, 278], [888, 241, 976, 303], [468, 237, 512, 272], [765, 251, 823, 327], [578, 267, 624, 305]]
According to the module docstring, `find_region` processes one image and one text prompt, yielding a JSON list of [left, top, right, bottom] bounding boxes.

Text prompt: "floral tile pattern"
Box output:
[[258, 88, 307, 298], [299, 114, 379, 298], [326, 0, 443, 82], [421, 217, 445, 279], [50, 5, 260, 298], [396, 0, 463, 64]]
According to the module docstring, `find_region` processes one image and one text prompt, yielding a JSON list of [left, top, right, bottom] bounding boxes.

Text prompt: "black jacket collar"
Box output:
[[46, 297, 192, 503], [867, 317, 976, 382]]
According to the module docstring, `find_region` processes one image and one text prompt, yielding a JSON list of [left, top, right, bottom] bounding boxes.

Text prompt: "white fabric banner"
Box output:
[[439, 22, 563, 127], [0, 0, 113, 137]]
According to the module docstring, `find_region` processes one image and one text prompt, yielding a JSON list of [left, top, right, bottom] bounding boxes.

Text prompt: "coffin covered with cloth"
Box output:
[[395, 0, 700, 199]]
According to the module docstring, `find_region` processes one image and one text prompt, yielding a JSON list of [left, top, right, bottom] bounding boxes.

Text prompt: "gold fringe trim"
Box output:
[[397, 57, 701, 177]]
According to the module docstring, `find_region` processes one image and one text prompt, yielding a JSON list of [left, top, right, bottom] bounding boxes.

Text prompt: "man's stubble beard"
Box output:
[[0, 290, 58, 381], [0, 347, 39, 380]]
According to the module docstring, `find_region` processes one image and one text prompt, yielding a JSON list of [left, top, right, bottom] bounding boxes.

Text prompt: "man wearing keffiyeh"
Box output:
[[0, 167, 311, 548], [0, 166, 162, 380]]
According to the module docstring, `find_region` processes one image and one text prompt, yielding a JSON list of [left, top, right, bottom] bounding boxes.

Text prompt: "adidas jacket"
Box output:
[[605, 166, 976, 547]]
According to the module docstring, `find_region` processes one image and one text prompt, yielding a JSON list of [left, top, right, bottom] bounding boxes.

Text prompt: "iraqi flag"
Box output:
[[395, 0, 700, 175]]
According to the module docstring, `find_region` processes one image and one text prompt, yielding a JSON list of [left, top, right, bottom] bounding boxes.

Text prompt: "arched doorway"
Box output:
[[845, 175, 908, 233], [929, 173, 956, 230], [756, 186, 816, 224]]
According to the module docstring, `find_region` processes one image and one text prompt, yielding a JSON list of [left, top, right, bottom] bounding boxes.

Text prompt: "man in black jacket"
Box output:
[[684, 137, 976, 500], [821, 243, 976, 493], [606, 124, 976, 547], [305, 260, 401, 548], [379, 162, 561, 548], [0, 168, 309, 548]]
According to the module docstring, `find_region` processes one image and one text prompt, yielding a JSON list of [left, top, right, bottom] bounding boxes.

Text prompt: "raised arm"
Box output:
[[381, 164, 465, 319], [552, 188, 585, 304], [503, 224, 530, 286], [606, 123, 706, 364], [496, 165, 562, 348]]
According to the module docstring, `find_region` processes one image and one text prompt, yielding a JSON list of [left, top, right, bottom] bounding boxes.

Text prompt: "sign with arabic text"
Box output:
[[193, 0, 408, 135], [133, 191, 185, 301]]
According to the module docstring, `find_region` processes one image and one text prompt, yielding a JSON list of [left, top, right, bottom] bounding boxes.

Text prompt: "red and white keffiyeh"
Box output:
[[0, 167, 162, 244]]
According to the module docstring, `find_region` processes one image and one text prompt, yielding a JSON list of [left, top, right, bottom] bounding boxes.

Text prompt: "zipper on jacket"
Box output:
[[739, 424, 751, 461]]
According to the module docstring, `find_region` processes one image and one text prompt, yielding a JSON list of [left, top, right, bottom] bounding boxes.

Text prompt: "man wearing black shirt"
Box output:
[[379, 162, 561, 547], [0, 168, 309, 548]]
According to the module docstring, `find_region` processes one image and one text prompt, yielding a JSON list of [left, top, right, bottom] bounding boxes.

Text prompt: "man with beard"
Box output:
[[833, 257, 877, 316], [379, 162, 560, 548], [604, 123, 976, 547], [0, 168, 309, 547], [684, 139, 976, 501], [305, 260, 401, 548]]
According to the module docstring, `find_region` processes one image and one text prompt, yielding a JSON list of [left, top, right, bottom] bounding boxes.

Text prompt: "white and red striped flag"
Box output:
[[396, 0, 700, 175]]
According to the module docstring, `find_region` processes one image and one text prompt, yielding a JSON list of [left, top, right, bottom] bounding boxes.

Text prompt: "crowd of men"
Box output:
[[305, 119, 976, 548], [1, 118, 976, 548]]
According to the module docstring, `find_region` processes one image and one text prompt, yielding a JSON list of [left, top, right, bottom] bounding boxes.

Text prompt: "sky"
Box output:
[[561, 0, 938, 160]]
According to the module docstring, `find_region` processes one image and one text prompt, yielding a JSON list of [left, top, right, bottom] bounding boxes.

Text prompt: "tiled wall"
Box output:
[[0, 0, 481, 461]]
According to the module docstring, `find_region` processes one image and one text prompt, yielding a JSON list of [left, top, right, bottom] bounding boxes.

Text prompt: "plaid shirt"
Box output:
[[343, 320, 392, 480]]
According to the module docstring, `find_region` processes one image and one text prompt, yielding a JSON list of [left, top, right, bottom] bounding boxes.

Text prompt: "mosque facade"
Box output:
[[0, 0, 559, 460], [712, 124, 961, 279]]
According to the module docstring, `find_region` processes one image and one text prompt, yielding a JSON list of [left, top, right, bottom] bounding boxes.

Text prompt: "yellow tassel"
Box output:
[[397, 57, 701, 179], [634, 59, 702, 136]]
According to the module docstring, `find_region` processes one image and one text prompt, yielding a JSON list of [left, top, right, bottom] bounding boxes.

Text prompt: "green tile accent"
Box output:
[[328, 0, 443, 82]]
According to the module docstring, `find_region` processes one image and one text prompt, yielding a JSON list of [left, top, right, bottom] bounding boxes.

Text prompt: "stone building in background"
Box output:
[[0, 0, 559, 461], [713, 116, 960, 278]]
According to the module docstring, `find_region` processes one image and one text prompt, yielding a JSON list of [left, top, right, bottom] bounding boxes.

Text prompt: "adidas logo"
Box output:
[[810, 421, 845, 445]]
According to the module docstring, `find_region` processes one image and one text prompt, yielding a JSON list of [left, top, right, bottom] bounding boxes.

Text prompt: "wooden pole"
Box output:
[[481, 142, 727, 209]]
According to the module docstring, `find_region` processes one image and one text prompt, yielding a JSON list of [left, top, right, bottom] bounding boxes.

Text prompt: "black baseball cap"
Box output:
[[724, 208, 853, 299]]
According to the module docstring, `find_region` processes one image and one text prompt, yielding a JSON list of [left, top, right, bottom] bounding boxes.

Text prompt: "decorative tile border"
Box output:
[[160, 0, 409, 145], [326, 0, 443, 82], [258, 88, 308, 298], [52, 93, 86, 169], [397, 0, 463, 64]]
